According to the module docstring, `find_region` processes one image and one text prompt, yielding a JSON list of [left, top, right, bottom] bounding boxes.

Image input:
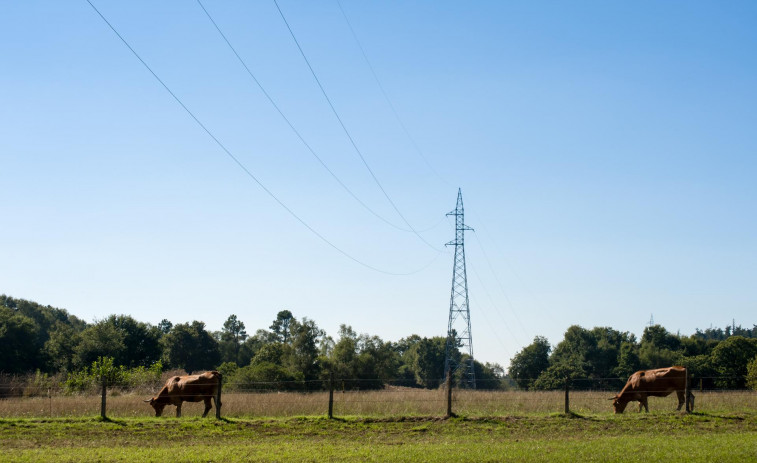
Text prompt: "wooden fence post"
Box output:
[[328, 373, 334, 419], [564, 377, 570, 414], [100, 378, 107, 419], [684, 368, 690, 413], [445, 370, 453, 418], [215, 374, 223, 419]]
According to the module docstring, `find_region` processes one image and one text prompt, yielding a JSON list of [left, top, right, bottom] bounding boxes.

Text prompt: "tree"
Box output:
[[612, 341, 640, 380], [74, 322, 126, 369], [410, 337, 448, 388], [287, 317, 324, 381], [0, 306, 40, 373], [326, 326, 399, 389], [270, 310, 295, 344], [73, 316, 161, 369], [709, 336, 757, 389], [43, 322, 81, 372], [220, 315, 248, 364], [508, 336, 551, 390], [747, 356, 757, 391], [104, 315, 162, 368], [157, 319, 173, 335], [473, 360, 506, 390], [161, 321, 220, 373]]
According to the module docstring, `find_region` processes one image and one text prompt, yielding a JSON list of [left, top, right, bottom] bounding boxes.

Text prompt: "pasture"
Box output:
[[1, 388, 756, 418], [2, 413, 756, 462], [2, 389, 756, 462]]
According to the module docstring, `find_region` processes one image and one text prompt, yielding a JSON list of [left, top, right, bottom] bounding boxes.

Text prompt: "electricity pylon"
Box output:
[[444, 188, 476, 388]]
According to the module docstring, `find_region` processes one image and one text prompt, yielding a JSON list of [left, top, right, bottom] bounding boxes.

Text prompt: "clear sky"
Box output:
[[2, 1, 756, 368]]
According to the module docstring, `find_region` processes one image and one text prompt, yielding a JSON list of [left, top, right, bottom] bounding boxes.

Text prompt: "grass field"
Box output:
[[2, 412, 756, 462], [1, 388, 755, 418], [3, 390, 756, 462]]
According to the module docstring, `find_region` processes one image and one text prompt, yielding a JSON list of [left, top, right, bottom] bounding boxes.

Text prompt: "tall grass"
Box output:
[[1, 388, 755, 418]]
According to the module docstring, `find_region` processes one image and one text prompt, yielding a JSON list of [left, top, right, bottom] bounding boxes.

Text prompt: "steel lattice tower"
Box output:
[[444, 188, 476, 388]]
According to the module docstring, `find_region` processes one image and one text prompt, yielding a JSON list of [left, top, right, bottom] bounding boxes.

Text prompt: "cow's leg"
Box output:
[[676, 390, 685, 411], [688, 392, 695, 412], [639, 397, 649, 413], [176, 403, 182, 418], [202, 397, 212, 418]]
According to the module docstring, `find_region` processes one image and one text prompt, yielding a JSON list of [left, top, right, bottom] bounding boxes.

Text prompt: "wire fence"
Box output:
[[0, 375, 755, 419]]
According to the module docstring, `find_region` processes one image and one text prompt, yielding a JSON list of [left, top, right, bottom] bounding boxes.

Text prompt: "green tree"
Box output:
[[270, 310, 295, 344], [0, 306, 40, 373], [473, 360, 506, 390], [157, 319, 173, 335], [74, 322, 126, 369], [43, 321, 81, 372], [508, 336, 551, 390], [220, 314, 248, 364], [747, 356, 757, 391], [612, 341, 640, 380], [104, 315, 162, 368], [410, 337, 448, 388], [287, 317, 324, 381], [710, 336, 757, 389], [161, 321, 220, 373]]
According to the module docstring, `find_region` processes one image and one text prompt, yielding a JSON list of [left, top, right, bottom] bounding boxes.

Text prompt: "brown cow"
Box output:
[[145, 371, 221, 417], [611, 366, 694, 413]]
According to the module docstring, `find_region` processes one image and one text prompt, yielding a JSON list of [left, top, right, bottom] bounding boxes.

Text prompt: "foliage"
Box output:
[[508, 336, 551, 390], [225, 361, 305, 391], [0, 305, 41, 373], [63, 357, 163, 394], [161, 321, 220, 373], [4, 294, 757, 393], [219, 314, 248, 364], [747, 356, 757, 391], [709, 336, 757, 389]]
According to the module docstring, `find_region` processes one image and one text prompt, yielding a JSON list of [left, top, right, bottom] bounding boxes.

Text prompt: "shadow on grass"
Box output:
[[686, 411, 745, 421], [97, 416, 127, 426]]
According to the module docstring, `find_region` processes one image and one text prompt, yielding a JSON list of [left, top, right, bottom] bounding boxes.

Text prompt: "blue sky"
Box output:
[[2, 1, 756, 368]]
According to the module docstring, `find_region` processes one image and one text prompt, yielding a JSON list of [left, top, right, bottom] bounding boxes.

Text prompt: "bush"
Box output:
[[226, 362, 305, 391], [64, 357, 163, 394], [747, 356, 757, 391]]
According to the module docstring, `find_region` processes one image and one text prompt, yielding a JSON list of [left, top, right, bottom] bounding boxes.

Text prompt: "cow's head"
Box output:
[[610, 396, 628, 414], [145, 397, 166, 417]]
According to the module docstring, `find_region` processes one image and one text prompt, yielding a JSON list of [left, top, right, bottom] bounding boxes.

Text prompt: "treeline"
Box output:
[[0, 296, 502, 389], [3, 295, 756, 391], [508, 324, 757, 391]]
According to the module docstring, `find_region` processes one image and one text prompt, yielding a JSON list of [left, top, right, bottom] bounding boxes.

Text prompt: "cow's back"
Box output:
[[626, 366, 686, 394]]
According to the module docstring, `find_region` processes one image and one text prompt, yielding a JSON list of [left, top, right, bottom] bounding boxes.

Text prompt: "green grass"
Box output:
[[2, 412, 756, 462]]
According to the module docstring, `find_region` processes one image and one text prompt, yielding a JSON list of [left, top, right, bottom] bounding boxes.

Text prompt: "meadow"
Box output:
[[2, 412, 756, 462], [2, 388, 757, 462], [1, 387, 755, 418]]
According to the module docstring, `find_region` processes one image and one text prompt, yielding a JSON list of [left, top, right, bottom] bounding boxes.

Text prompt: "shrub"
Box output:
[[747, 356, 757, 391]]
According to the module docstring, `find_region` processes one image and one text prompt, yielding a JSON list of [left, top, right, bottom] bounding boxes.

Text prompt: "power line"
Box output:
[[471, 230, 530, 340], [272, 0, 442, 253], [85, 0, 437, 277], [196, 0, 425, 235], [334, 0, 451, 188]]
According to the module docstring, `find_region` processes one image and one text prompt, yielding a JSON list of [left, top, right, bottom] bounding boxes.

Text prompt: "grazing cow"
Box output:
[[145, 371, 221, 417], [611, 366, 694, 414]]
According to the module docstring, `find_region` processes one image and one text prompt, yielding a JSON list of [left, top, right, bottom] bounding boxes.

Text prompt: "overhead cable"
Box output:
[[272, 0, 442, 253], [335, 0, 451, 188], [196, 0, 427, 235], [85, 0, 437, 276]]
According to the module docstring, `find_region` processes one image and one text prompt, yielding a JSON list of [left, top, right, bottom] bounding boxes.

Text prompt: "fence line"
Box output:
[[0, 374, 755, 419]]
